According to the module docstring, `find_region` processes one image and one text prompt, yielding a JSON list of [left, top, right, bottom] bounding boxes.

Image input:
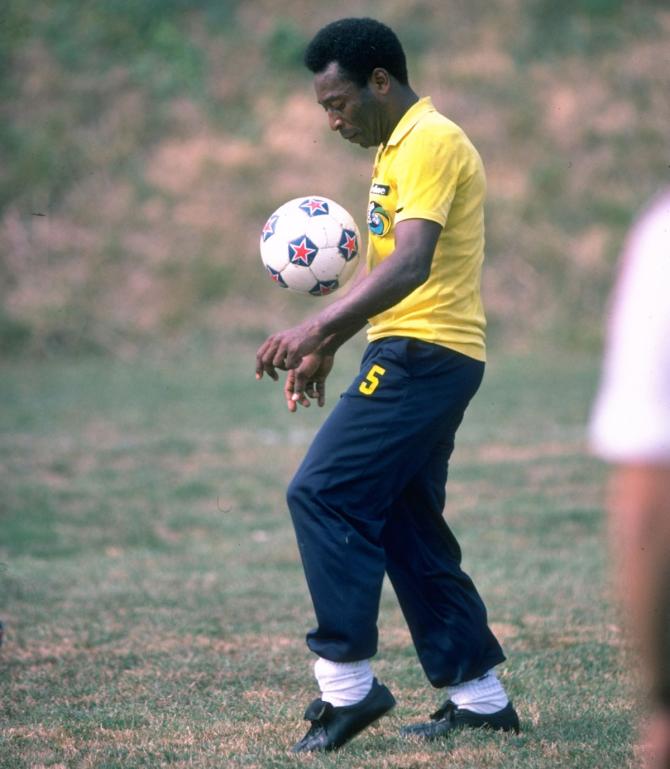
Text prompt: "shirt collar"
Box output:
[[384, 96, 435, 148]]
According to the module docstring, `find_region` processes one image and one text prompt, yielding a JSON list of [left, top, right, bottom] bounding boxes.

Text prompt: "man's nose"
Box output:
[[327, 111, 343, 132]]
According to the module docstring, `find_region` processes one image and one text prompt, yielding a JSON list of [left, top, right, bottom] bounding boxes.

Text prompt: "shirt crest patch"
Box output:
[[367, 201, 392, 236]]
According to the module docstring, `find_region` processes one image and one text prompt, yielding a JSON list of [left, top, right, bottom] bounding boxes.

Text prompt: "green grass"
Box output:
[[0, 343, 638, 768]]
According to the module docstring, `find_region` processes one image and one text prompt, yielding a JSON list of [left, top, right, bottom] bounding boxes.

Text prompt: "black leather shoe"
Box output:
[[401, 699, 520, 740], [292, 678, 396, 753]]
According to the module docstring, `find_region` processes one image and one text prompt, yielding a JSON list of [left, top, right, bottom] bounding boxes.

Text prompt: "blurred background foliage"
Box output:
[[1, 0, 668, 356]]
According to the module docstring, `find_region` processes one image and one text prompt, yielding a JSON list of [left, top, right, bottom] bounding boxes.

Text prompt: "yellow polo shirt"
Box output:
[[366, 97, 487, 361]]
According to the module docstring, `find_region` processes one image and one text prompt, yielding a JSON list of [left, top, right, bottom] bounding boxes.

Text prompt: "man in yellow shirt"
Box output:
[[256, 17, 518, 753], [366, 95, 486, 360]]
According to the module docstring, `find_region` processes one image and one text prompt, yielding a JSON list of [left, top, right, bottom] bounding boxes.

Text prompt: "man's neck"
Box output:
[[383, 88, 420, 143]]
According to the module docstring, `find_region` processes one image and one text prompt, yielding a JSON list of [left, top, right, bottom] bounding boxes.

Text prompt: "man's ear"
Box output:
[[369, 67, 391, 96]]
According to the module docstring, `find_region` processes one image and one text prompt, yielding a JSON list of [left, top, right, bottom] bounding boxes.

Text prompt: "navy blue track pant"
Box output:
[[286, 337, 505, 688]]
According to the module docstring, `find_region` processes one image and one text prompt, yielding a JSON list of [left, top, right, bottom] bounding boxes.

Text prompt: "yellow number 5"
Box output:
[[359, 364, 386, 395]]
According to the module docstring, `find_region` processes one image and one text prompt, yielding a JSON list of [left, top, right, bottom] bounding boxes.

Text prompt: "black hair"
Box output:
[[304, 17, 408, 87]]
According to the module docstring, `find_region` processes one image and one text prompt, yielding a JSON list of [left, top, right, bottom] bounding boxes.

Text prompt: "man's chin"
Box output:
[[348, 135, 373, 148], [341, 131, 366, 147]]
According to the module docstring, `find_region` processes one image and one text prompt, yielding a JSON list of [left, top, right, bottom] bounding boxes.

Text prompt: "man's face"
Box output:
[[313, 62, 383, 149]]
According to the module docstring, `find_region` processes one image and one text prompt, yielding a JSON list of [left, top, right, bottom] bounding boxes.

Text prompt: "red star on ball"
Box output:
[[289, 236, 317, 265], [300, 198, 329, 217], [339, 231, 358, 260], [261, 214, 278, 241]]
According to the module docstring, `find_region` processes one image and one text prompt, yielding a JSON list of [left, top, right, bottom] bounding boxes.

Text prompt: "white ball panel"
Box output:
[[260, 237, 290, 271], [318, 216, 346, 248], [309, 247, 346, 282], [303, 219, 331, 247], [281, 262, 321, 293]]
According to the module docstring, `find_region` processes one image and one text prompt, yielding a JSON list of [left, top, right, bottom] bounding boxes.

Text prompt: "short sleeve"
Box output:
[[589, 191, 670, 462], [394, 127, 466, 228]]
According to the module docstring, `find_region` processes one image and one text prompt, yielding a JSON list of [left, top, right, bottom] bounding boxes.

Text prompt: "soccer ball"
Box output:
[[260, 196, 361, 296]]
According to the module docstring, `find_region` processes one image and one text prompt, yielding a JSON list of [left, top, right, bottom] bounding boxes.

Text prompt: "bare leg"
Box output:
[[609, 465, 670, 769]]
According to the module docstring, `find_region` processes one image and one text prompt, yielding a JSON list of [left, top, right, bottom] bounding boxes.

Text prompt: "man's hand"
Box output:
[[284, 353, 334, 412], [255, 321, 323, 381]]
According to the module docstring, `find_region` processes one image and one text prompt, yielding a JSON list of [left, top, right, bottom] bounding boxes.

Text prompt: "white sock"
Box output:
[[314, 657, 374, 707], [445, 669, 509, 715]]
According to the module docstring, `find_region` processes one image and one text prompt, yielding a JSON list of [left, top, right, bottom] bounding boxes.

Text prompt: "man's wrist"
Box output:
[[318, 335, 339, 356], [300, 316, 326, 343], [316, 298, 367, 339]]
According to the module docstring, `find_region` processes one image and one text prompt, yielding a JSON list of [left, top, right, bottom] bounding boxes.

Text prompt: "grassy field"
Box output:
[[0, 341, 638, 768]]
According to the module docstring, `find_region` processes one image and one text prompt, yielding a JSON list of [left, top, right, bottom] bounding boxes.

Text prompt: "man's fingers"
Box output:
[[284, 370, 295, 397], [285, 370, 310, 412], [255, 339, 272, 378], [286, 372, 298, 412], [256, 338, 281, 380], [316, 379, 326, 407], [288, 389, 310, 411], [255, 337, 273, 371], [285, 348, 304, 370], [256, 363, 278, 381], [272, 346, 287, 369], [293, 369, 306, 395], [275, 339, 302, 371], [257, 327, 314, 379], [303, 380, 325, 406], [289, 367, 313, 413]]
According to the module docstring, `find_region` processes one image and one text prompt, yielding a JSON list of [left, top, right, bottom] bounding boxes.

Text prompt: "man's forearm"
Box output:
[[318, 251, 426, 336], [255, 220, 440, 376], [310, 218, 441, 342], [318, 320, 367, 355]]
